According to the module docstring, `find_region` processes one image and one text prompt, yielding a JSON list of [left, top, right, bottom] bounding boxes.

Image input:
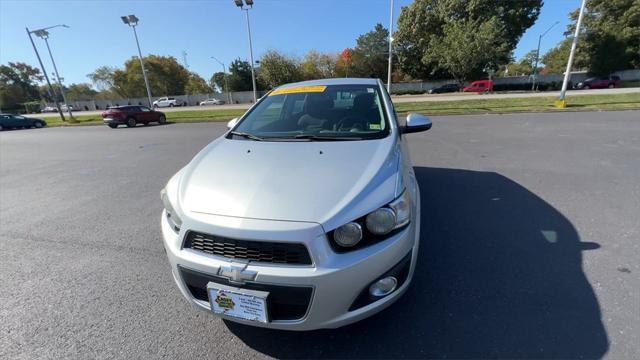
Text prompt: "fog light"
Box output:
[[369, 276, 397, 297]]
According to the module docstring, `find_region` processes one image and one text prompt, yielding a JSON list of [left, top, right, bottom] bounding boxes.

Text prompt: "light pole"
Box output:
[[26, 27, 65, 121], [211, 56, 231, 104], [121, 14, 153, 108], [234, 0, 257, 103], [557, 0, 587, 108], [531, 21, 559, 91], [387, 0, 394, 93], [33, 25, 73, 118]]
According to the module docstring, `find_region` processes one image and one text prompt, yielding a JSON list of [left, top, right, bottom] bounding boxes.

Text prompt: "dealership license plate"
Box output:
[[207, 283, 269, 323]]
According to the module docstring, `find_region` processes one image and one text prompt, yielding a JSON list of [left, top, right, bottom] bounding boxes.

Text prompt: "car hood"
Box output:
[[178, 136, 400, 228]]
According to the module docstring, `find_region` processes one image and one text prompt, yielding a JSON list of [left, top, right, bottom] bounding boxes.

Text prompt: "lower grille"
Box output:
[[183, 231, 312, 265], [179, 266, 313, 321]]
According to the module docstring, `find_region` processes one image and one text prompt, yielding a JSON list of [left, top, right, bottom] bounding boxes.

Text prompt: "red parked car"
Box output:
[[463, 79, 493, 93], [575, 76, 621, 89], [101, 105, 166, 129]]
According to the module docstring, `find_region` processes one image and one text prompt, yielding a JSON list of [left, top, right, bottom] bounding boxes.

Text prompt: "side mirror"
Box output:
[[402, 113, 432, 134], [226, 117, 238, 129]]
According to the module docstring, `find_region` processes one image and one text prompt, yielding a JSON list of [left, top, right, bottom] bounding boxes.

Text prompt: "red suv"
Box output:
[[575, 76, 621, 89], [102, 106, 166, 129]]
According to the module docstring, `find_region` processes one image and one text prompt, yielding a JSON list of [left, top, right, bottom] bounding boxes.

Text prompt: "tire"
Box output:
[[34, 121, 43, 128], [108, 123, 118, 129], [584, 85, 590, 90], [158, 115, 166, 125], [608, 84, 615, 89], [169, 103, 174, 108], [126, 117, 136, 128], [0, 124, 3, 131]]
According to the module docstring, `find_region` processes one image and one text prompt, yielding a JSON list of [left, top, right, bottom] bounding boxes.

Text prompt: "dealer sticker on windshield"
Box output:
[[207, 282, 269, 323], [269, 85, 327, 96]]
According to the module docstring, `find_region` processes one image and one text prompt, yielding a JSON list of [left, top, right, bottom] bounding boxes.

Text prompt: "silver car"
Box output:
[[161, 78, 432, 330]]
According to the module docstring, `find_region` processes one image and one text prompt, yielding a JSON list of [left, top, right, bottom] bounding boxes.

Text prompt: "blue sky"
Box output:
[[0, 0, 580, 86]]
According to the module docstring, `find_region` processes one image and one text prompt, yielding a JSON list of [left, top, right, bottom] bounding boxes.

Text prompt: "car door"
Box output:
[[138, 106, 155, 122], [10, 115, 29, 127]]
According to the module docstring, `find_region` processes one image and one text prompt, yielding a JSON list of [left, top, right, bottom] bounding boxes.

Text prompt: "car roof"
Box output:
[[274, 78, 380, 90]]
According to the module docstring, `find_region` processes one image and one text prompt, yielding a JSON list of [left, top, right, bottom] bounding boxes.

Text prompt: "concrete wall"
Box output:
[[47, 91, 267, 111]]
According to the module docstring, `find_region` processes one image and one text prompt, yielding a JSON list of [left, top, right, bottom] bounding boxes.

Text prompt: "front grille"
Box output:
[[179, 266, 313, 321], [183, 231, 312, 265]]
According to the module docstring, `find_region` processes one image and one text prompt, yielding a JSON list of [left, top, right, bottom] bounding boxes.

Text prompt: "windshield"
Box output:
[[231, 84, 390, 140]]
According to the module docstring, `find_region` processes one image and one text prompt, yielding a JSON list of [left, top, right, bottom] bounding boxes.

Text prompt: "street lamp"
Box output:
[[387, 0, 394, 93], [211, 56, 231, 104], [32, 25, 73, 118], [26, 26, 65, 121], [531, 21, 559, 91], [121, 14, 153, 107], [234, 0, 257, 103]]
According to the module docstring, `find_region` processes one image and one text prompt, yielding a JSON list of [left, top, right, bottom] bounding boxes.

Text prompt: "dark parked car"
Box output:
[[575, 76, 621, 89], [428, 83, 460, 94], [101, 105, 166, 129], [0, 113, 47, 131]]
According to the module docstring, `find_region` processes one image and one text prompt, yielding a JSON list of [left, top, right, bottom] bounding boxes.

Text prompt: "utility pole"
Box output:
[[557, 0, 587, 108], [26, 27, 65, 121], [212, 56, 231, 104], [38, 30, 73, 118], [387, 0, 394, 93]]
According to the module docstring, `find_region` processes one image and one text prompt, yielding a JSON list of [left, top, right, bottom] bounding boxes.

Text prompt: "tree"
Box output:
[[63, 83, 98, 102], [87, 66, 117, 91], [503, 50, 540, 76], [185, 72, 212, 94], [424, 17, 510, 84], [541, 37, 589, 74], [0, 62, 43, 110], [569, 0, 640, 74], [350, 24, 390, 79], [395, 0, 543, 80], [210, 72, 227, 93], [226, 59, 255, 91], [257, 50, 301, 89], [300, 50, 338, 80]]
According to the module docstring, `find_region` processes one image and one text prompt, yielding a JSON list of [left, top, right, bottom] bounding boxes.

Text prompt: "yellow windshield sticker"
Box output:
[[369, 124, 382, 130], [269, 85, 327, 96]]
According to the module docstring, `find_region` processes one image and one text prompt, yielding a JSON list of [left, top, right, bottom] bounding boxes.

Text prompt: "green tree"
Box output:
[[570, 0, 640, 74], [350, 24, 390, 79], [0, 62, 43, 110], [210, 72, 227, 92], [395, 0, 543, 80], [503, 50, 540, 76], [226, 59, 255, 91], [185, 72, 212, 94], [257, 50, 301, 89], [87, 66, 117, 91], [541, 37, 589, 74], [65, 83, 97, 101]]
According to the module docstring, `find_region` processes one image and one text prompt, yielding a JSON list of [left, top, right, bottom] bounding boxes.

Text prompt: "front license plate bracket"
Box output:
[[207, 282, 269, 323]]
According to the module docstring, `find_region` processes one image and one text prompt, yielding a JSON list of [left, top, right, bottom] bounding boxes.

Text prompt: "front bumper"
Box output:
[[161, 208, 420, 331]]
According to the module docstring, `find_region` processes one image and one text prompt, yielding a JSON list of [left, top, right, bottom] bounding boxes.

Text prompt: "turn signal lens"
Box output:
[[389, 190, 410, 228]]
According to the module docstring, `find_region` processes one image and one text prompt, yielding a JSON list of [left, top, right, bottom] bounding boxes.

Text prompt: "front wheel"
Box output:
[[169, 103, 174, 108], [158, 115, 166, 125], [34, 121, 43, 128], [584, 85, 590, 90], [608, 84, 615, 89], [126, 118, 136, 128]]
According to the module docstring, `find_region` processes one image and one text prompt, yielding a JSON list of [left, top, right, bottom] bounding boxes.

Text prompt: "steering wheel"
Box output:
[[336, 115, 367, 132]]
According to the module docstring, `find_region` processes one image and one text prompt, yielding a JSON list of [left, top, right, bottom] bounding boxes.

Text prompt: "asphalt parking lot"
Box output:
[[1, 110, 638, 359]]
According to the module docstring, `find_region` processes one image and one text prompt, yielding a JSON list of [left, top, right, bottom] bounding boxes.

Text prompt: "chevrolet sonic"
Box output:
[[161, 78, 432, 330]]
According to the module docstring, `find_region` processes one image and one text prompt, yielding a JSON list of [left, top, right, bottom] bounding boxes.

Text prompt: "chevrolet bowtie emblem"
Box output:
[[218, 264, 257, 284]]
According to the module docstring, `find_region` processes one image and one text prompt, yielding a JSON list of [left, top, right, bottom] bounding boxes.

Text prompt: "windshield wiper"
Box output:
[[291, 134, 363, 141], [228, 131, 264, 141]]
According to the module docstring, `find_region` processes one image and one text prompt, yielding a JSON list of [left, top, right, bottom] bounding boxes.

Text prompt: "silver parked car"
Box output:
[[160, 78, 432, 330], [199, 98, 225, 106]]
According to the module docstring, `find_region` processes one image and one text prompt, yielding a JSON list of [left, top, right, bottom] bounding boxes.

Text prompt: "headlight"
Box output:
[[333, 222, 363, 247], [160, 187, 182, 232], [332, 190, 411, 250], [366, 208, 396, 235]]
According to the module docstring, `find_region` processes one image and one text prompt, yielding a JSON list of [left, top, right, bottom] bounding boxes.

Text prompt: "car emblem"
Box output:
[[218, 263, 257, 285]]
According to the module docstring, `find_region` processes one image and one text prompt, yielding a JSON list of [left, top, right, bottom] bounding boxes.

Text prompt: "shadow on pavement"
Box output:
[[226, 167, 609, 359]]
